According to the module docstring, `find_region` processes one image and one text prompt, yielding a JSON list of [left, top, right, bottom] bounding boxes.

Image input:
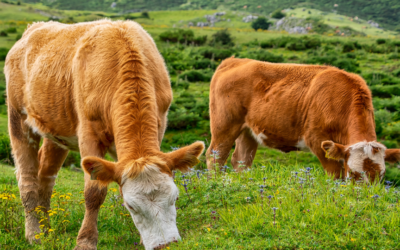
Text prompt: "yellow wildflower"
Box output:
[[49, 229, 54, 232], [65, 196, 71, 200], [49, 213, 54, 216], [35, 234, 40, 239], [224, 232, 227, 235], [67, 193, 72, 196], [351, 238, 356, 242], [207, 228, 210, 232], [40, 225, 45, 228]]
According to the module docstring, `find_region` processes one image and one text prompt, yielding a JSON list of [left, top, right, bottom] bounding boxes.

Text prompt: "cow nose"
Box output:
[[154, 240, 178, 249]]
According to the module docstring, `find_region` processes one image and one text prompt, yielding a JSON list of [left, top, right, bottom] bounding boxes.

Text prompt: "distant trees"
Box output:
[[271, 9, 286, 19], [251, 17, 271, 31]]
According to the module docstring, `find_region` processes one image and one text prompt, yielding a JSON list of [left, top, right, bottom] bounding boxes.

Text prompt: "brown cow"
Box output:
[[206, 57, 400, 182], [5, 20, 204, 250]]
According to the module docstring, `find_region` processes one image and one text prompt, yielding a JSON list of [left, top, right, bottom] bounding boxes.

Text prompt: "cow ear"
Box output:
[[82, 156, 120, 186], [321, 141, 347, 161], [165, 141, 205, 172], [385, 149, 400, 163]]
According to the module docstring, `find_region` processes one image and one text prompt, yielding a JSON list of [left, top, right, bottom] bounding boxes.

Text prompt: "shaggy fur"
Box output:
[[206, 57, 400, 181], [6, 20, 204, 250]]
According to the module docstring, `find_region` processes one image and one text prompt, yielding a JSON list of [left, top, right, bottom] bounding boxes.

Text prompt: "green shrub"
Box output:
[[159, 29, 207, 45], [167, 107, 201, 130], [376, 38, 386, 45], [342, 42, 355, 53], [370, 84, 400, 98], [15, 33, 22, 41], [304, 54, 359, 73], [241, 50, 284, 63], [260, 40, 274, 48], [393, 69, 400, 78], [141, 11, 150, 19], [374, 109, 393, 136], [271, 9, 286, 19], [5, 27, 16, 33], [251, 17, 272, 31], [388, 53, 400, 60], [199, 47, 236, 60], [170, 61, 191, 71], [0, 47, 9, 61], [211, 29, 234, 46], [172, 79, 189, 90], [179, 69, 213, 82], [373, 97, 400, 112], [286, 41, 306, 51], [0, 31, 7, 37], [0, 133, 13, 165], [192, 58, 216, 70]]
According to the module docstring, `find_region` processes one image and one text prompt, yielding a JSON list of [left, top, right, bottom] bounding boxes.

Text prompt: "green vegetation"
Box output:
[[251, 17, 271, 31], [1, 160, 400, 249]]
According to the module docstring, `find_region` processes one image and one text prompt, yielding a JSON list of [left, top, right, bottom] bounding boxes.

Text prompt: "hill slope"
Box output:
[[21, 0, 400, 30]]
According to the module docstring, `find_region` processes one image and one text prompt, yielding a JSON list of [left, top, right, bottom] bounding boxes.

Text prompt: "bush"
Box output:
[[376, 38, 386, 45], [199, 47, 236, 60], [211, 29, 234, 46], [0, 134, 13, 165], [141, 12, 150, 19], [304, 54, 359, 73], [251, 17, 271, 31], [342, 42, 355, 53], [241, 50, 284, 63], [5, 27, 16, 33], [167, 107, 201, 130], [271, 9, 286, 19], [192, 58, 216, 70], [0, 31, 7, 37], [388, 53, 400, 60], [15, 33, 22, 41], [286, 41, 306, 51], [0, 47, 9, 61], [63, 152, 81, 168], [370, 84, 400, 98], [179, 69, 213, 82], [374, 109, 393, 136], [171, 79, 189, 90], [373, 97, 400, 112], [159, 29, 207, 46]]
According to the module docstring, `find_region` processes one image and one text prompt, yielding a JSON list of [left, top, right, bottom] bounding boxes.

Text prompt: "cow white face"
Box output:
[[81, 141, 205, 250], [121, 165, 180, 250], [322, 140, 400, 182]]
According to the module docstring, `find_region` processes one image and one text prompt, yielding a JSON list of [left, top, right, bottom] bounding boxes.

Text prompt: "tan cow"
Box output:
[[5, 20, 204, 250], [206, 57, 400, 182]]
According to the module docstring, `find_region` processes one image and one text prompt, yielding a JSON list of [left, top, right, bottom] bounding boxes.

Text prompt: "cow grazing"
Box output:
[[206, 57, 400, 182], [5, 20, 205, 250]]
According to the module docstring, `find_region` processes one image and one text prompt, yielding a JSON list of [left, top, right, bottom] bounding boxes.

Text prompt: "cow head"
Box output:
[[82, 141, 205, 250], [322, 140, 400, 182]]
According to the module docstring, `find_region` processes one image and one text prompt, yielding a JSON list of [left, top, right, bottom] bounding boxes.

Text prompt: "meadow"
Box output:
[[0, 1, 400, 249]]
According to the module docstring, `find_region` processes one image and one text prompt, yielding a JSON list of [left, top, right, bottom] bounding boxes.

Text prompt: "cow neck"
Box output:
[[111, 52, 160, 162], [346, 108, 377, 146]]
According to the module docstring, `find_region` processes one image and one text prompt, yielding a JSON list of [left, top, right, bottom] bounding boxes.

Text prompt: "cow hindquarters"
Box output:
[[75, 124, 108, 250], [9, 107, 42, 243], [38, 139, 69, 212], [231, 128, 258, 171]]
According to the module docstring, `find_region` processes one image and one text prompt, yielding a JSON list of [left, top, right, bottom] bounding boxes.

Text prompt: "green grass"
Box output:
[[0, 114, 7, 133], [1, 158, 399, 249]]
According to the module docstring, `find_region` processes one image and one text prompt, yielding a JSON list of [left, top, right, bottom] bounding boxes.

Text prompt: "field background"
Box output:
[[0, 0, 400, 249]]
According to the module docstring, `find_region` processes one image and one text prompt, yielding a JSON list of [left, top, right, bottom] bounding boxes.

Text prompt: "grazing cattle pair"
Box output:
[[5, 20, 400, 250], [206, 57, 400, 182]]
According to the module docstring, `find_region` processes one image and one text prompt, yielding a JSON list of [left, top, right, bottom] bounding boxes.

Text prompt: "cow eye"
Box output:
[[126, 203, 137, 213]]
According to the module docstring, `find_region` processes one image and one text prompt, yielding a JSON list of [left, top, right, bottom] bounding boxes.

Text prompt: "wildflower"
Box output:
[[272, 207, 278, 211], [372, 194, 380, 200], [207, 228, 211, 232], [49, 229, 54, 232], [65, 196, 71, 200], [211, 149, 219, 155], [35, 234, 40, 239], [260, 189, 264, 193], [40, 225, 44, 228], [62, 220, 70, 223], [171, 146, 179, 151], [351, 238, 356, 242], [67, 193, 72, 196]]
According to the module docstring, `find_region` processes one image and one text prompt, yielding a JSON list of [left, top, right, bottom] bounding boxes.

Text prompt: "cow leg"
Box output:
[[38, 139, 69, 212], [8, 107, 41, 243], [75, 126, 107, 250], [206, 123, 243, 171], [231, 128, 258, 171]]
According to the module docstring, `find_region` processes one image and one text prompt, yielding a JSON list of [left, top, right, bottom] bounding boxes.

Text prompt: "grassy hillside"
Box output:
[[19, 0, 400, 31]]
